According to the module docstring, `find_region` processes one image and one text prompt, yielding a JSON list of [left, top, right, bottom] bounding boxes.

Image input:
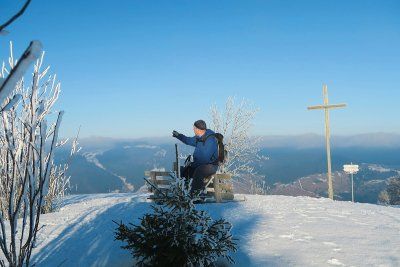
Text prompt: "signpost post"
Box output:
[[343, 163, 359, 202]]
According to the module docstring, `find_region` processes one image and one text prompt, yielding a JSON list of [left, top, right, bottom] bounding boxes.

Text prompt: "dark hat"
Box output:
[[194, 120, 207, 130]]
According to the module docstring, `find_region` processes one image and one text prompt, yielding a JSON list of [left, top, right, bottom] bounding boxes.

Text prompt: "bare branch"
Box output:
[[0, 0, 32, 33]]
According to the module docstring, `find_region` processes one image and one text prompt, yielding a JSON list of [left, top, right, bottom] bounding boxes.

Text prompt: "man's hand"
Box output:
[[172, 130, 180, 138]]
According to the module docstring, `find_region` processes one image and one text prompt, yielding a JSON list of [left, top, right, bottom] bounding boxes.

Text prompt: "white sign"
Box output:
[[343, 164, 359, 174]]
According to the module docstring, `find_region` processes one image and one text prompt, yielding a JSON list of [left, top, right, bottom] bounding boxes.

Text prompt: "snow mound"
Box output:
[[26, 194, 399, 266]]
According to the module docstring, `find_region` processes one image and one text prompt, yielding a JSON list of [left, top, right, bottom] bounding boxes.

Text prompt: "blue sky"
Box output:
[[0, 0, 399, 138]]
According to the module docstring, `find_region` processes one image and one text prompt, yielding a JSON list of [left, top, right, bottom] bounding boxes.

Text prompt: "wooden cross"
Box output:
[[308, 85, 346, 200]]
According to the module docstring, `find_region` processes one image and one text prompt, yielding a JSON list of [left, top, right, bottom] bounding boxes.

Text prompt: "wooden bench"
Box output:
[[144, 170, 234, 203], [203, 173, 234, 202], [144, 144, 234, 203], [144, 170, 174, 196]]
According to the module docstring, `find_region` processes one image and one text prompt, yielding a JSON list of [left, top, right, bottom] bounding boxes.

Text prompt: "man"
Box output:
[[172, 120, 219, 193]]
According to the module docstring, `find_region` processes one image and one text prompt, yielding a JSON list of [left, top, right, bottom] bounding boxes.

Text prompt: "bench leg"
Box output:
[[214, 175, 222, 203], [150, 173, 156, 193]]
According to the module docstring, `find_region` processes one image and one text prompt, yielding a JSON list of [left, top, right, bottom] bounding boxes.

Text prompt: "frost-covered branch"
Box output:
[[0, 41, 42, 107], [42, 129, 81, 214]]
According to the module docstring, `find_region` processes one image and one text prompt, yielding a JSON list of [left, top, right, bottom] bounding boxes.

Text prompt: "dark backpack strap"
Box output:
[[200, 133, 215, 145], [198, 133, 221, 163]]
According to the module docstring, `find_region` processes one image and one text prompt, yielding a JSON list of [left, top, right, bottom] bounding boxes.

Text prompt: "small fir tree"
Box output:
[[114, 177, 237, 267]]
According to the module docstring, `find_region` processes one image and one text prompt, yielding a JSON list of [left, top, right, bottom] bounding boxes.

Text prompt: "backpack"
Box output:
[[200, 133, 227, 165]]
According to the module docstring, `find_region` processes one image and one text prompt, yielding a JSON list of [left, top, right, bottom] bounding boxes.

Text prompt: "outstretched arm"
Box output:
[[172, 130, 196, 147]]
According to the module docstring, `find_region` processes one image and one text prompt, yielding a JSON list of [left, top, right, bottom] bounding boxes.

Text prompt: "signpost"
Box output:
[[343, 163, 359, 202], [308, 85, 347, 200]]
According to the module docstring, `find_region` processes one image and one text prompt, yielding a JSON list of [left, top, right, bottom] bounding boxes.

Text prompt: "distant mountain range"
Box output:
[[270, 164, 398, 203], [76, 133, 400, 149], [260, 133, 400, 148], [55, 133, 400, 204]]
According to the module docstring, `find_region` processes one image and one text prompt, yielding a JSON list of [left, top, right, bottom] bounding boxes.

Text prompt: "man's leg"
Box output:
[[180, 164, 196, 179], [191, 164, 218, 193], [180, 165, 188, 178]]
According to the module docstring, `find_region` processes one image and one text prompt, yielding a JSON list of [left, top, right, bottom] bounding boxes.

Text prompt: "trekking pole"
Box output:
[[175, 143, 180, 178]]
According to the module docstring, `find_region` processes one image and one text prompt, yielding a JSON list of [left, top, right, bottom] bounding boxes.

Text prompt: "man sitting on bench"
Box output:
[[172, 120, 219, 194]]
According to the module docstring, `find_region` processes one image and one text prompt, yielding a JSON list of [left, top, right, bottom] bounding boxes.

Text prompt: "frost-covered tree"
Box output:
[[42, 132, 80, 213], [378, 190, 390, 205], [114, 177, 237, 266], [378, 177, 400, 205], [386, 177, 400, 205], [210, 97, 266, 184], [0, 42, 72, 267], [250, 179, 269, 195]]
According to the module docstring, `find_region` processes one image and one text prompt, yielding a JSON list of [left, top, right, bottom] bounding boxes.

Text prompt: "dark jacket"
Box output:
[[176, 129, 218, 168]]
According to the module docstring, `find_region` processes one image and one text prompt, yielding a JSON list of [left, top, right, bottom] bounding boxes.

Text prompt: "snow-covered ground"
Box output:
[[27, 194, 399, 266]]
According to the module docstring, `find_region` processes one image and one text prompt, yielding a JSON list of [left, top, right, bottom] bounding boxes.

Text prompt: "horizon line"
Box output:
[[67, 132, 400, 141]]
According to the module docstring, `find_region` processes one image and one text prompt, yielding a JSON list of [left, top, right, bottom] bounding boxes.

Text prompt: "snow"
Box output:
[[83, 152, 106, 170], [154, 148, 167, 157], [368, 164, 392, 173], [11, 194, 399, 266], [135, 144, 158, 149], [365, 179, 386, 185], [82, 152, 134, 191]]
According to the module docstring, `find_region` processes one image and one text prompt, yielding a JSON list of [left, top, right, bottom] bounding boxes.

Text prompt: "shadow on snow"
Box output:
[[32, 195, 288, 267]]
